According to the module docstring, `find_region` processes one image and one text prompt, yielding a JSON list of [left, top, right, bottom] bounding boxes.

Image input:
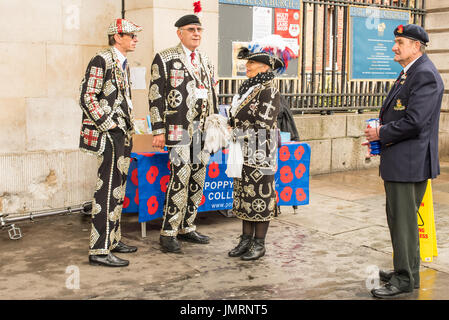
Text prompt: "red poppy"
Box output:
[[397, 24, 403, 34], [294, 145, 305, 160], [160, 175, 170, 193], [280, 186, 292, 202], [131, 168, 138, 186], [123, 196, 130, 209], [142, 153, 155, 157], [280, 165, 293, 184], [147, 196, 158, 215], [146, 165, 159, 184], [279, 146, 290, 162], [167, 160, 171, 171], [134, 188, 139, 205], [208, 161, 220, 178], [199, 195, 206, 206], [222, 148, 229, 154], [296, 188, 307, 202], [295, 163, 306, 179]]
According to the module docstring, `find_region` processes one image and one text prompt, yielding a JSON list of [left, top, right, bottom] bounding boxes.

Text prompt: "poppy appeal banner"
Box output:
[[123, 142, 310, 223]]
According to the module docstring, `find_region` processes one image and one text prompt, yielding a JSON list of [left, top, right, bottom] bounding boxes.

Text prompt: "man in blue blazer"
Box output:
[[364, 24, 444, 298]]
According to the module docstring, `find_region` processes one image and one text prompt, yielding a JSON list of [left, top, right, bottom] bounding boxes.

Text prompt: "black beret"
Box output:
[[174, 14, 201, 28], [394, 24, 429, 45]]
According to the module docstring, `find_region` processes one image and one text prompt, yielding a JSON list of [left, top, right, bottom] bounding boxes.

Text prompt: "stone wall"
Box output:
[[0, 0, 447, 217], [0, 0, 121, 215], [294, 112, 380, 176], [0, 0, 220, 216]]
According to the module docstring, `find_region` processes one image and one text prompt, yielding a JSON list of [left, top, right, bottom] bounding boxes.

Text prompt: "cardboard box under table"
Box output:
[[123, 142, 311, 237]]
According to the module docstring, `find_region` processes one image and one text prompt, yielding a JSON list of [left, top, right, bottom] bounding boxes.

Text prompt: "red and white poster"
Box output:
[[274, 8, 300, 54]]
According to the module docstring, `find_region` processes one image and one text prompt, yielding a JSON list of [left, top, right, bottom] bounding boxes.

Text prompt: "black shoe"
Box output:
[[371, 283, 412, 299], [228, 234, 253, 257], [89, 253, 129, 267], [379, 269, 420, 289], [241, 238, 265, 261], [177, 231, 210, 244], [379, 269, 394, 282], [111, 241, 138, 253], [160, 235, 182, 253]]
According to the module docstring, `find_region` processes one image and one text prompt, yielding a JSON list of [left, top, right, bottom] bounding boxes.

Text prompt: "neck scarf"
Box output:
[[238, 71, 275, 97]]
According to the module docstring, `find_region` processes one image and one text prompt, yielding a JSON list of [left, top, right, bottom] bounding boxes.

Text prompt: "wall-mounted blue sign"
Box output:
[[349, 6, 410, 80], [219, 0, 300, 10]]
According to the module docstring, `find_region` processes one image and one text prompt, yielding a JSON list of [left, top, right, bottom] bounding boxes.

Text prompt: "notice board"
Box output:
[[218, 1, 300, 78], [348, 6, 410, 81]]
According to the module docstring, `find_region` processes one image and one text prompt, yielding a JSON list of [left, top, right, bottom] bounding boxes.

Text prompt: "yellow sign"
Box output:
[[418, 180, 438, 262]]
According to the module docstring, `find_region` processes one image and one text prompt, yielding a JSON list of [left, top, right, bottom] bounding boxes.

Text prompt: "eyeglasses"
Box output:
[[180, 27, 204, 34], [120, 33, 138, 39]]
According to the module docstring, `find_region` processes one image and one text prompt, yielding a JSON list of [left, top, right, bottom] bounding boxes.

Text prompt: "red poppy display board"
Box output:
[[123, 142, 310, 223]]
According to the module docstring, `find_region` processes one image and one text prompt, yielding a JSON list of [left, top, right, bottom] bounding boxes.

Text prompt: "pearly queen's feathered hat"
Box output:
[[237, 34, 299, 74]]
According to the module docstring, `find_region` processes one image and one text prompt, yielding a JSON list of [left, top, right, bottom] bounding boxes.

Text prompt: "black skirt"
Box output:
[[232, 165, 278, 222]]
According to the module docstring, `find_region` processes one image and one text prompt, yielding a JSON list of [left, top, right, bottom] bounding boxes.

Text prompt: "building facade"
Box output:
[[0, 0, 447, 217]]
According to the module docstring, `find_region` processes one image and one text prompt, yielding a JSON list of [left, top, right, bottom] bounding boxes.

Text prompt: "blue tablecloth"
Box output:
[[123, 142, 310, 223]]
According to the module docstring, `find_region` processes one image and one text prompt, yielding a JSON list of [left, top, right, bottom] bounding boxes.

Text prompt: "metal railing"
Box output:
[[218, 0, 426, 114]]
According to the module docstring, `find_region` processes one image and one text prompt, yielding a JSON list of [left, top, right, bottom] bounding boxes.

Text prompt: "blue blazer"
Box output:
[[378, 54, 444, 182]]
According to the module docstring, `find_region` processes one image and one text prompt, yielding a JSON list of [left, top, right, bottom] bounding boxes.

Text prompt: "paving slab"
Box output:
[[1, 162, 449, 302]]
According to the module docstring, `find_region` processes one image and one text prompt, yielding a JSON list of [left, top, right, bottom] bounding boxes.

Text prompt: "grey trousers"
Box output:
[[384, 180, 427, 291]]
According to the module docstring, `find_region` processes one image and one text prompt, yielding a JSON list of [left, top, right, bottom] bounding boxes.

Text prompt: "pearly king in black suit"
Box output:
[[148, 29, 218, 248], [80, 47, 134, 258], [79, 19, 142, 266]]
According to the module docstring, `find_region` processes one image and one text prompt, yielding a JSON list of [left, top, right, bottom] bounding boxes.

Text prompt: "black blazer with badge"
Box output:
[[379, 54, 444, 182]]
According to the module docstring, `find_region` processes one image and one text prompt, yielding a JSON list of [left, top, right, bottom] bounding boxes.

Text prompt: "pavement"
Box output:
[[2, 162, 449, 302]]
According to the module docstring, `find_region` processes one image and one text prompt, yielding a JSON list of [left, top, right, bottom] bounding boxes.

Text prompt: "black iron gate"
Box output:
[[218, 0, 426, 114]]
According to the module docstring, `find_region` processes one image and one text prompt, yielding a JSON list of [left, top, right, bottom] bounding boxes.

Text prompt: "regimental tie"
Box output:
[[396, 70, 404, 84]]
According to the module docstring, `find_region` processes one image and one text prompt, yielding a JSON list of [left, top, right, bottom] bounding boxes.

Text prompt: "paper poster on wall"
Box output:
[[348, 6, 410, 80], [232, 41, 249, 77], [219, 0, 301, 9], [252, 6, 272, 40], [274, 8, 300, 55], [130, 67, 147, 89]]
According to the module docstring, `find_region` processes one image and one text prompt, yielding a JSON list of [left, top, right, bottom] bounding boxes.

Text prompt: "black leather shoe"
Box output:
[[111, 241, 138, 253], [241, 238, 265, 261], [379, 269, 394, 282], [89, 253, 129, 267], [177, 231, 210, 244], [371, 283, 411, 299], [228, 234, 253, 257], [160, 236, 182, 253], [379, 270, 420, 289]]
